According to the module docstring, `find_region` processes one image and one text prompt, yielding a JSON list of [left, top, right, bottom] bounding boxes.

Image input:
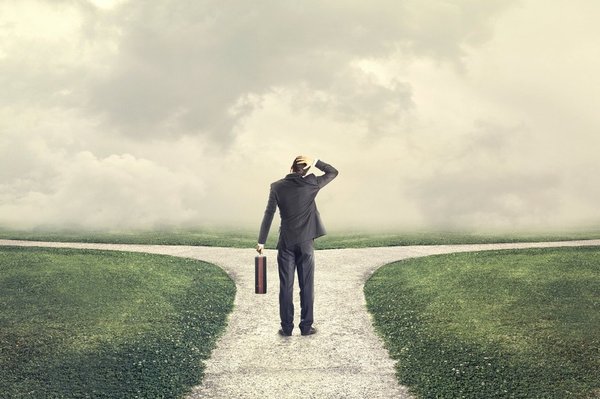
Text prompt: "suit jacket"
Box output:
[[258, 160, 338, 249]]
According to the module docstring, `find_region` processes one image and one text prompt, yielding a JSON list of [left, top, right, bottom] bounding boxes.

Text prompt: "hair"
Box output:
[[291, 157, 308, 175]]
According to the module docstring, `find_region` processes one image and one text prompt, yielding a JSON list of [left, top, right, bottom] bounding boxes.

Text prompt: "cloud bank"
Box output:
[[1, 0, 600, 232]]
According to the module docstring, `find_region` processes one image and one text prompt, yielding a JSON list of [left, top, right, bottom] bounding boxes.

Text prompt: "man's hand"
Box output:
[[256, 243, 264, 254], [295, 155, 313, 170]]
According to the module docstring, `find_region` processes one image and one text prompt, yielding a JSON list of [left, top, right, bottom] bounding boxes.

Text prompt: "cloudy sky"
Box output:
[[1, 0, 599, 232]]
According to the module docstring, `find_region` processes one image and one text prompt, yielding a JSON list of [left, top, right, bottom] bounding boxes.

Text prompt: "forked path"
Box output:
[[2, 239, 600, 398]]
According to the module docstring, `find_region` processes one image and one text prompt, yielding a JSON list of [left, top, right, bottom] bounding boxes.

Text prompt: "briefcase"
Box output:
[[255, 255, 267, 294]]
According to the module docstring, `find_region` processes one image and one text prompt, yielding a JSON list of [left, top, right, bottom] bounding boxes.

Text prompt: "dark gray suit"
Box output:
[[258, 160, 338, 334]]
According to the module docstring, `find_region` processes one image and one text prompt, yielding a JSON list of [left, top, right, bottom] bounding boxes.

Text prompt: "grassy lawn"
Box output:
[[364, 247, 600, 398], [2, 227, 600, 248], [0, 246, 235, 399]]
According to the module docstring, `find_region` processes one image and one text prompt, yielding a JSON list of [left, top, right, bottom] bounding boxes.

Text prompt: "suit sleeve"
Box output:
[[258, 187, 277, 244], [315, 159, 339, 188]]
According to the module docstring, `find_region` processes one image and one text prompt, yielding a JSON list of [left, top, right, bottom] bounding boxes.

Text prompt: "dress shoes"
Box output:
[[300, 327, 317, 336], [278, 329, 292, 337]]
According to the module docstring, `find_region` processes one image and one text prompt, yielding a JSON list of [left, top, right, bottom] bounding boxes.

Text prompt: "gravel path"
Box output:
[[2, 238, 599, 399]]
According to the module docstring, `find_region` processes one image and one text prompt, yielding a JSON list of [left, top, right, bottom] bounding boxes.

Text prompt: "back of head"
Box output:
[[291, 156, 308, 176]]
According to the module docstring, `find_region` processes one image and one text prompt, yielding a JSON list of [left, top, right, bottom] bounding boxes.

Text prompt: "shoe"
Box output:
[[300, 327, 317, 336], [278, 329, 292, 337]]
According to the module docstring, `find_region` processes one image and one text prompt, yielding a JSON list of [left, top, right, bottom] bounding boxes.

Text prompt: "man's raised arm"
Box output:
[[314, 159, 338, 188]]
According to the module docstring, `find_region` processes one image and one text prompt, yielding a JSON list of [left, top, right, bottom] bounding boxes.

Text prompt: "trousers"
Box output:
[[277, 239, 315, 334]]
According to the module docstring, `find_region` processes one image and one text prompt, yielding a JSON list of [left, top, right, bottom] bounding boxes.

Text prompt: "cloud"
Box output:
[[0, 129, 205, 229], [80, 0, 516, 141], [2, 0, 600, 233], [55, 152, 205, 229], [407, 122, 563, 229], [1, 0, 517, 144]]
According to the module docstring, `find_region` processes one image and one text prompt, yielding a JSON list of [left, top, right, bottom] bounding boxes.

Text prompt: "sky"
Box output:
[[1, 0, 600, 232]]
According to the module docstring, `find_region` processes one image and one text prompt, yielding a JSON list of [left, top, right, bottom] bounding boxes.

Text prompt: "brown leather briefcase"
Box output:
[[255, 255, 267, 294]]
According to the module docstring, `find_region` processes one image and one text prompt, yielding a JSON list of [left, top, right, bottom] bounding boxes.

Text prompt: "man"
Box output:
[[256, 155, 338, 337]]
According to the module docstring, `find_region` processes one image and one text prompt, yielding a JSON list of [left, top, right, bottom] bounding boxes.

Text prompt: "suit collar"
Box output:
[[285, 173, 303, 179]]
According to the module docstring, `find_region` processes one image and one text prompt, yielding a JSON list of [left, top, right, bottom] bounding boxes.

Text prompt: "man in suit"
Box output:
[[256, 155, 339, 336]]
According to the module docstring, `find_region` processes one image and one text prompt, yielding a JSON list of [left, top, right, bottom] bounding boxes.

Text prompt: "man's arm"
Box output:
[[257, 187, 277, 253], [314, 159, 338, 188]]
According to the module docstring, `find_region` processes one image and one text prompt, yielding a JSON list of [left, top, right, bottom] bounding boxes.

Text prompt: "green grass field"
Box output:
[[3, 230, 600, 398], [0, 246, 235, 398], [2, 227, 600, 248], [365, 247, 600, 398]]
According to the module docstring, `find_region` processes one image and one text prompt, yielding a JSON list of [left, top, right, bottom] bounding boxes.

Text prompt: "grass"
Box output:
[[364, 246, 600, 399], [0, 246, 235, 399], [0, 228, 257, 248], [1, 227, 600, 248]]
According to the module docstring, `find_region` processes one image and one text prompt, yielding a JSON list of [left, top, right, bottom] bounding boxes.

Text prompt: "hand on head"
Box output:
[[290, 155, 314, 176], [294, 155, 313, 170]]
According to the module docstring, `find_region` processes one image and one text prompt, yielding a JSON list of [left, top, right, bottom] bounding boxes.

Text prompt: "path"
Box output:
[[2, 239, 599, 398]]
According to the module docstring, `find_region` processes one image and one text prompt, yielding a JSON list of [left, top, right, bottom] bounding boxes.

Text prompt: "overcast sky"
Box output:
[[1, 0, 599, 232]]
